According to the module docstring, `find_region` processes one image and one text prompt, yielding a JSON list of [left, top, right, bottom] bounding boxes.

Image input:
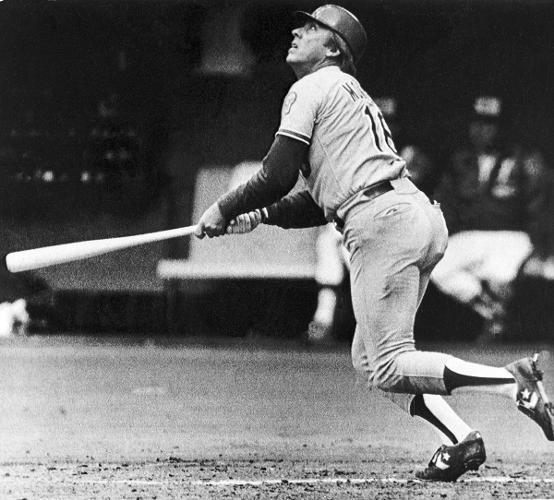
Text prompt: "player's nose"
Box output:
[[291, 27, 302, 38]]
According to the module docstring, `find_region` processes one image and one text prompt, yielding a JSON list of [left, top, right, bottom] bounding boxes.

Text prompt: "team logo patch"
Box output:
[[282, 92, 297, 115]]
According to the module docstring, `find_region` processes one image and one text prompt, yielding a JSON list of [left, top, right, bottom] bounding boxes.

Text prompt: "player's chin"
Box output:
[[286, 56, 303, 69], [286, 50, 299, 64]]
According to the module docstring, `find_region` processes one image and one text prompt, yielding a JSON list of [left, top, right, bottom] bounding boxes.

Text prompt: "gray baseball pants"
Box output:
[[344, 177, 455, 395]]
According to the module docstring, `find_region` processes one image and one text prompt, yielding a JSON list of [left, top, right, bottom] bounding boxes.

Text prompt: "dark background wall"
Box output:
[[0, 0, 551, 335], [1, 0, 552, 167]]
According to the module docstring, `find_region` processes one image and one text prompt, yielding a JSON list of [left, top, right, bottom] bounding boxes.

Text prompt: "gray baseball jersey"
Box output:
[[276, 66, 407, 219]]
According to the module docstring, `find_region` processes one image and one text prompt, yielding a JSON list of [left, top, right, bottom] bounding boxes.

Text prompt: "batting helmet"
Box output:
[[294, 5, 367, 61]]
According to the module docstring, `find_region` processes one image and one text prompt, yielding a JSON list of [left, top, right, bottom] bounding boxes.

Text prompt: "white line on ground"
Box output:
[[76, 476, 554, 487]]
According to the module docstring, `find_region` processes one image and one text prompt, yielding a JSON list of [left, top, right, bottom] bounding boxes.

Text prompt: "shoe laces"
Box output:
[[429, 445, 448, 467]]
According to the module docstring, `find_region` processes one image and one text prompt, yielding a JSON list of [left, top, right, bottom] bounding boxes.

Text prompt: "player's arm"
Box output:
[[264, 190, 327, 229], [218, 135, 306, 218], [197, 79, 320, 238], [196, 135, 308, 238], [227, 190, 327, 234]]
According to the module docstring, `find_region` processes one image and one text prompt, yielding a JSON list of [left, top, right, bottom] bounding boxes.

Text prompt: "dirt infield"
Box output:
[[2, 457, 553, 499], [0, 336, 553, 499]]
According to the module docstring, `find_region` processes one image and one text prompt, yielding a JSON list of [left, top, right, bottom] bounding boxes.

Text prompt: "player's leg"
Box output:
[[423, 225, 549, 420], [352, 329, 473, 446], [350, 213, 489, 480], [383, 393, 486, 482], [371, 261, 554, 441], [410, 266, 474, 445], [351, 278, 486, 481], [352, 255, 485, 445], [347, 190, 516, 397], [412, 265, 486, 480], [346, 186, 553, 440], [419, 262, 516, 400]]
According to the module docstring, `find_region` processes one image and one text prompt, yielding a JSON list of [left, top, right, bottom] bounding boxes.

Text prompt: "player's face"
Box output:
[[286, 21, 335, 74]]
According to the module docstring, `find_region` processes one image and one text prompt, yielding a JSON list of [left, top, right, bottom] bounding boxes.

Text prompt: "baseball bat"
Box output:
[[5, 225, 198, 273]]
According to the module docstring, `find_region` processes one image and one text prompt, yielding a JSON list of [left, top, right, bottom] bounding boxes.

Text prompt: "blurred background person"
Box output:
[[431, 96, 551, 339], [0, 257, 52, 337], [307, 222, 349, 342]]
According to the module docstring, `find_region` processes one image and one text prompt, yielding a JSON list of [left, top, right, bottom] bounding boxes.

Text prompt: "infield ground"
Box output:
[[0, 336, 553, 499]]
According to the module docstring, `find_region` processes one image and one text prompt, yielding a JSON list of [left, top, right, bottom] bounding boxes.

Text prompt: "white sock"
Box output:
[[410, 394, 473, 445]]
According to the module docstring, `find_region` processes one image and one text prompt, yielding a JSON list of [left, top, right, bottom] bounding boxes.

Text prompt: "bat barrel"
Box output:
[[4, 225, 198, 273]]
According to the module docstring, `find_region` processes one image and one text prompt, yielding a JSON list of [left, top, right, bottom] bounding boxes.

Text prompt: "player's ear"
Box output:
[[325, 45, 340, 58], [324, 33, 341, 58]]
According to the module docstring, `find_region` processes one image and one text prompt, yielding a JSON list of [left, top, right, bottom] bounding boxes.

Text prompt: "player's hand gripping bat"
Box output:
[[226, 209, 265, 234]]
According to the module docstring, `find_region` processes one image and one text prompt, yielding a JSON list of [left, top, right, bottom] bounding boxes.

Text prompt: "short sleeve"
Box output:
[[276, 79, 321, 146]]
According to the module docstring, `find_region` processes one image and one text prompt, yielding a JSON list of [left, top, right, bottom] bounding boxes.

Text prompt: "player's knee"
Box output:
[[369, 356, 412, 393], [371, 370, 416, 393], [370, 367, 398, 392]]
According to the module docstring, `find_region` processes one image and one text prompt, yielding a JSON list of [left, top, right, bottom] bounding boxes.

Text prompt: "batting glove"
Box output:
[[226, 209, 267, 234]]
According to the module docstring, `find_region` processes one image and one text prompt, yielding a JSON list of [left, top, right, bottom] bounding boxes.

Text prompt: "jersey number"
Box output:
[[364, 106, 397, 154]]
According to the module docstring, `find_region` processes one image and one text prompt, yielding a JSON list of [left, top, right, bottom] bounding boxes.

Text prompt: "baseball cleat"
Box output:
[[505, 353, 554, 441], [415, 431, 486, 482]]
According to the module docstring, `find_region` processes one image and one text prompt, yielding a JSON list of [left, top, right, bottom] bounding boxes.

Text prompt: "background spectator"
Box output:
[[431, 96, 551, 339]]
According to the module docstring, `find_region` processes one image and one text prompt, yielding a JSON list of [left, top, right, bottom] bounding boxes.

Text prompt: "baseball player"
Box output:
[[195, 5, 554, 481]]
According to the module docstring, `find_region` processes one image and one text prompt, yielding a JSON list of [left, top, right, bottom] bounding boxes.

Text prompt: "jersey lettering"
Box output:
[[365, 105, 397, 154], [365, 107, 383, 152], [341, 82, 364, 102], [378, 113, 398, 153]]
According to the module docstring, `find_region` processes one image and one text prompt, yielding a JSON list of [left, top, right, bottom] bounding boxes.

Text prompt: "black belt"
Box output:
[[334, 181, 394, 229], [362, 180, 394, 202]]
